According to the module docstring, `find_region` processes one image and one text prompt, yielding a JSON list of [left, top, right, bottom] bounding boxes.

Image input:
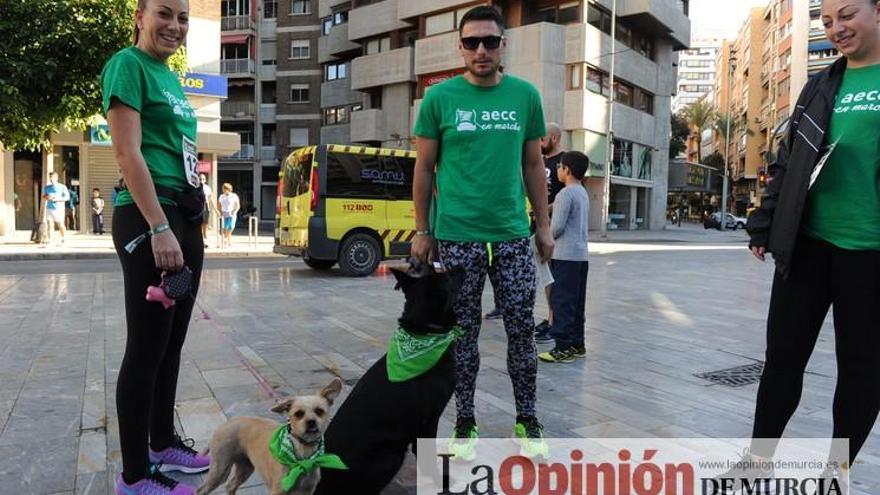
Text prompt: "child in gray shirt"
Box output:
[[538, 151, 590, 363]]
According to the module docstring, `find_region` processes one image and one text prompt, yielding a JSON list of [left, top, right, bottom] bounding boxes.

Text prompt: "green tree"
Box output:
[[0, 0, 134, 151], [713, 112, 754, 154], [669, 112, 689, 159], [701, 151, 725, 173], [680, 99, 716, 162]]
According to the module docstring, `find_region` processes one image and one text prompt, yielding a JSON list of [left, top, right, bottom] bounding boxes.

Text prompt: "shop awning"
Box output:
[[222, 33, 250, 44]]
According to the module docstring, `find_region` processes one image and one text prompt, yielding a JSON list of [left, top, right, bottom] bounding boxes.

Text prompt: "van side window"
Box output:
[[282, 153, 312, 197], [325, 151, 387, 199], [383, 156, 415, 201]]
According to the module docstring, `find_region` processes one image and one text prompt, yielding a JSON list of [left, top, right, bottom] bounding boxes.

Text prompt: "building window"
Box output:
[[634, 88, 654, 114], [289, 128, 309, 148], [612, 138, 633, 177], [322, 10, 348, 34], [222, 0, 249, 16], [289, 84, 310, 103], [221, 43, 249, 60], [526, 1, 580, 25], [585, 66, 654, 115], [262, 124, 276, 146], [365, 37, 391, 55], [325, 61, 347, 81], [264, 0, 277, 18], [566, 64, 582, 90], [289, 40, 310, 59], [588, 2, 656, 61], [261, 40, 277, 66], [261, 81, 276, 103], [424, 7, 473, 37], [323, 106, 351, 125], [290, 0, 310, 15]]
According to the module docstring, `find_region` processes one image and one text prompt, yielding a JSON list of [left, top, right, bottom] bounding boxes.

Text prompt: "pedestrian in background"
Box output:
[[538, 151, 590, 363], [91, 188, 105, 235], [42, 172, 69, 246], [198, 173, 217, 248], [218, 182, 240, 249], [102, 0, 210, 493], [741, 0, 880, 482]]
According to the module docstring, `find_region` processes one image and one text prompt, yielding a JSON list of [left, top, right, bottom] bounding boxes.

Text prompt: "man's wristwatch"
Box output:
[[414, 230, 432, 237]]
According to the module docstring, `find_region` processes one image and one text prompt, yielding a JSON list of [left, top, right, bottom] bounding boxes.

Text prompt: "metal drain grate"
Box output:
[[696, 362, 764, 387]]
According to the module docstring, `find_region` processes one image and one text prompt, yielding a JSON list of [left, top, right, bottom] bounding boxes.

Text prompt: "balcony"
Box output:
[[221, 15, 253, 32], [318, 25, 360, 64], [321, 78, 362, 108], [351, 47, 415, 90], [350, 0, 412, 41], [221, 101, 255, 119], [221, 58, 255, 77], [350, 109, 385, 142], [617, 0, 691, 50], [319, 0, 349, 18], [398, 0, 466, 20], [320, 124, 352, 145], [227, 144, 255, 160], [414, 31, 461, 76]]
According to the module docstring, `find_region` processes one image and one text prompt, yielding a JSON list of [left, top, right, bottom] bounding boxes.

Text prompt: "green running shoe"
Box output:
[[448, 416, 479, 461], [514, 415, 549, 459]]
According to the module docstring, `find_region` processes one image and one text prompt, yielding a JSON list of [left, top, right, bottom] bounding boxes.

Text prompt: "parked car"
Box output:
[[704, 212, 747, 230]]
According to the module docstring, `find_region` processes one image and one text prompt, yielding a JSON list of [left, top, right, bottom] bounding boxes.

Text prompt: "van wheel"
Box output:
[[303, 256, 335, 270], [339, 234, 381, 277]]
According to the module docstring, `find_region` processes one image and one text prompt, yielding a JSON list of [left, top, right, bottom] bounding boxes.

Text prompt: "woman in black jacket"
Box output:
[[744, 0, 880, 476]]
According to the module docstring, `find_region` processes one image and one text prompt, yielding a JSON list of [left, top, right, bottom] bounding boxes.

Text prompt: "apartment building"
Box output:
[[672, 37, 720, 114], [1, 0, 238, 237], [219, 0, 322, 222], [313, 0, 690, 231]]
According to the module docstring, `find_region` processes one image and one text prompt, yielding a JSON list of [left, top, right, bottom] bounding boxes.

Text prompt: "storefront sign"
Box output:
[[89, 125, 112, 146], [687, 165, 708, 188], [179, 72, 228, 99], [197, 160, 212, 173], [421, 69, 466, 91]]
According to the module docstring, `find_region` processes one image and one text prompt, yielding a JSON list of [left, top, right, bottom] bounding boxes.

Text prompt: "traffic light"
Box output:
[[758, 168, 767, 187]]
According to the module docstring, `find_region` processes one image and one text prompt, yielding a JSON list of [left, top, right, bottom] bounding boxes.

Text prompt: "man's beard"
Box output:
[[467, 61, 499, 78]]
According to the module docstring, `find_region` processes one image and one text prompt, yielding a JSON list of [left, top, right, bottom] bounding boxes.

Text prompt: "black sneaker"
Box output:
[[513, 415, 549, 458], [534, 320, 550, 334], [714, 449, 776, 495], [570, 345, 586, 358], [484, 308, 502, 320], [534, 331, 554, 344]]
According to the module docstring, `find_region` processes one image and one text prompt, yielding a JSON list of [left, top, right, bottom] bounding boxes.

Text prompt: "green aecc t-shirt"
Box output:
[[101, 46, 199, 207], [413, 75, 546, 243], [805, 63, 880, 250]]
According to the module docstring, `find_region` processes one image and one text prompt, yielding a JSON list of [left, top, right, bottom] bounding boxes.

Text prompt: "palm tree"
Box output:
[[680, 98, 716, 163], [713, 112, 754, 158]]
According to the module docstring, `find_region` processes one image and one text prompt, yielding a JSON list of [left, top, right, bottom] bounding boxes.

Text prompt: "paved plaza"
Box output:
[[0, 237, 878, 494]]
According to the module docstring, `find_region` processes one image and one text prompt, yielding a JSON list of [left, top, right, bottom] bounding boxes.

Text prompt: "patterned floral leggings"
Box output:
[[438, 237, 538, 419]]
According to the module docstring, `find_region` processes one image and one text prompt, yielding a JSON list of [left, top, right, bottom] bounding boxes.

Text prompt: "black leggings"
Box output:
[[752, 236, 880, 465], [113, 205, 204, 482]]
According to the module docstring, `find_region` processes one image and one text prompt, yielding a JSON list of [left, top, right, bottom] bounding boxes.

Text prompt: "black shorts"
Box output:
[[201, 208, 210, 225]]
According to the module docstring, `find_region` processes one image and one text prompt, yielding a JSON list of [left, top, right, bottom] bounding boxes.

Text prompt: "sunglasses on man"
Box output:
[[460, 35, 503, 50]]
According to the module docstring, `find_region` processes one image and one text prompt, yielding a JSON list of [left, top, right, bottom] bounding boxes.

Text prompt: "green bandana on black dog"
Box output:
[[268, 424, 347, 491], [386, 326, 463, 382]]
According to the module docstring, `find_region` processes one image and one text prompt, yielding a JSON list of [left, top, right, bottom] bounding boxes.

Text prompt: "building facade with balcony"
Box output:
[[672, 38, 719, 114], [218, 0, 322, 222], [320, 0, 690, 231], [1, 0, 238, 237]]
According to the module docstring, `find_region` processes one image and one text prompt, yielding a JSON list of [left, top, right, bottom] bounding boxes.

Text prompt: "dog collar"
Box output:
[[268, 424, 347, 491], [386, 326, 463, 382]]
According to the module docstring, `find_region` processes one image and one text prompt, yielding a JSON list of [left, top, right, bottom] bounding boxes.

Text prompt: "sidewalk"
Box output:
[[0, 221, 747, 261], [0, 229, 278, 261]]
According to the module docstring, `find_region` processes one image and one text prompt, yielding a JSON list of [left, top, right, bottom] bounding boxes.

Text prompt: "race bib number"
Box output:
[[182, 135, 199, 188]]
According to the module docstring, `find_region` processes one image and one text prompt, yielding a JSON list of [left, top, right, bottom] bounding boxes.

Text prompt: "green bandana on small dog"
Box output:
[[268, 424, 347, 491], [386, 326, 463, 382]]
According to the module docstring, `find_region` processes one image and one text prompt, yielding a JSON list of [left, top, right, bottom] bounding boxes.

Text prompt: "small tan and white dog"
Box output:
[[197, 378, 344, 495]]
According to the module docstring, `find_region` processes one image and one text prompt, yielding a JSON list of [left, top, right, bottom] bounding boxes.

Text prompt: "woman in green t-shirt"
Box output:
[[102, 1, 209, 494], [740, 0, 880, 483]]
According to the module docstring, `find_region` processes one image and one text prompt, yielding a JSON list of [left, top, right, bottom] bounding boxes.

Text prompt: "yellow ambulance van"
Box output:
[[274, 144, 417, 276]]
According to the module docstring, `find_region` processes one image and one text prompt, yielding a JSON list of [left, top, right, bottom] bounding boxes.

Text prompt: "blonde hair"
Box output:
[[222, 183, 233, 192]]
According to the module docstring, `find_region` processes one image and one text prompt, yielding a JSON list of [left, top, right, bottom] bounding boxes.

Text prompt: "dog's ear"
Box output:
[[270, 397, 296, 414], [389, 267, 413, 291], [320, 377, 343, 405]]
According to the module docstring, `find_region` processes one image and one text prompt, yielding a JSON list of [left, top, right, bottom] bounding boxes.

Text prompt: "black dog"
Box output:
[[314, 263, 464, 495]]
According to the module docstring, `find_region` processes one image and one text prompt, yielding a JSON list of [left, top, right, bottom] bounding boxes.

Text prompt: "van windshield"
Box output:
[[282, 152, 313, 198]]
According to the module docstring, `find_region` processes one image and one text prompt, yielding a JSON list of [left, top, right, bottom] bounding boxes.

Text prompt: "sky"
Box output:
[[688, 0, 772, 40]]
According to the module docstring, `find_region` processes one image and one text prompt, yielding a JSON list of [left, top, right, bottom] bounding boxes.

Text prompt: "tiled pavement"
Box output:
[[0, 244, 878, 494]]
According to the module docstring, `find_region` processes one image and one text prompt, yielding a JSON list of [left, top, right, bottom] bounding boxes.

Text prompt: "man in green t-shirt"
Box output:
[[412, 5, 553, 460]]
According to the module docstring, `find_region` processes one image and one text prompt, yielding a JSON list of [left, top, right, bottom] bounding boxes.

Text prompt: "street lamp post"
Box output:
[[600, 0, 617, 239], [720, 51, 737, 231]]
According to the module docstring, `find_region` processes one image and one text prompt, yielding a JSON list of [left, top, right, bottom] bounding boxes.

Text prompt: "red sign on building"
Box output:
[[197, 160, 212, 174]]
